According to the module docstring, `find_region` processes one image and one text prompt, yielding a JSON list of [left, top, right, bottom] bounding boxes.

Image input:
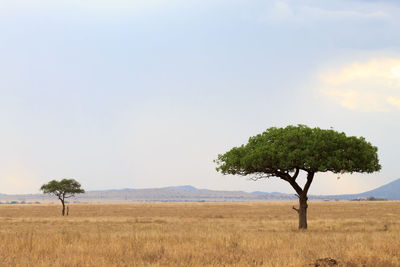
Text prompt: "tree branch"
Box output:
[[292, 206, 299, 213], [276, 171, 303, 196], [292, 168, 300, 180], [302, 172, 314, 195], [248, 170, 306, 197], [248, 173, 273, 181]]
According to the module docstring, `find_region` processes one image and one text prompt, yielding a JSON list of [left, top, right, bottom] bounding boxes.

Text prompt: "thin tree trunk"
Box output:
[[61, 200, 65, 216], [298, 196, 308, 229]]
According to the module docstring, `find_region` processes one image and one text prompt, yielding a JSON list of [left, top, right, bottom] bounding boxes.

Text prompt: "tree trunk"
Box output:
[[298, 196, 308, 229], [61, 200, 65, 216], [281, 170, 313, 230]]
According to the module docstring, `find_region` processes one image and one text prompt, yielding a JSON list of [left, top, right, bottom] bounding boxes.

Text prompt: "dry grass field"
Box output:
[[0, 201, 399, 266]]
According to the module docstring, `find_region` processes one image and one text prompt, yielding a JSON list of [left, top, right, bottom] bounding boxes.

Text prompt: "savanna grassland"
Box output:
[[0, 202, 399, 266]]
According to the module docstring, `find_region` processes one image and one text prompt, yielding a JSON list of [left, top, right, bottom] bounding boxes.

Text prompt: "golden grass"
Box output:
[[0, 201, 399, 266]]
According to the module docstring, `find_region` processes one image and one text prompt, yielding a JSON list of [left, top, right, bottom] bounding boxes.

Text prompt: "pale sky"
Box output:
[[1, 0, 400, 195]]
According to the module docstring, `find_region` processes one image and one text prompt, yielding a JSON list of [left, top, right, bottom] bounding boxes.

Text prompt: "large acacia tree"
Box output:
[[40, 179, 85, 216], [215, 125, 381, 229]]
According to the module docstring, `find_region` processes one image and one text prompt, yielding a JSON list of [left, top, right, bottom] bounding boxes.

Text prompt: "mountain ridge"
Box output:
[[0, 178, 399, 202]]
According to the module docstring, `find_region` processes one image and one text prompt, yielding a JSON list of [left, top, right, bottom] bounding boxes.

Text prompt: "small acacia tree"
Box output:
[[40, 179, 85, 216], [215, 125, 381, 229]]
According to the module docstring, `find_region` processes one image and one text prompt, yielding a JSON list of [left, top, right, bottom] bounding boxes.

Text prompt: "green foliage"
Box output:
[[40, 179, 85, 200], [215, 125, 381, 177]]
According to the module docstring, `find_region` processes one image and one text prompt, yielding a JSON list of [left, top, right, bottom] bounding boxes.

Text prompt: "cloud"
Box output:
[[317, 58, 400, 112], [0, 163, 40, 194], [261, 0, 392, 24], [387, 96, 400, 109]]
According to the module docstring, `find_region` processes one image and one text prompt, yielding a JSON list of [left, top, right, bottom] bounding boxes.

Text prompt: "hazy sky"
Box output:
[[1, 0, 400, 195]]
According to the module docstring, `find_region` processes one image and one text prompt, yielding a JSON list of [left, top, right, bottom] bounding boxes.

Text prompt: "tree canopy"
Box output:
[[41, 179, 85, 197], [215, 125, 381, 178]]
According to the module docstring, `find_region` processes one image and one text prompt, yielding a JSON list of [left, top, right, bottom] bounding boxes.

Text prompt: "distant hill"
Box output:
[[164, 185, 198, 192], [0, 186, 296, 203], [357, 178, 400, 200], [326, 178, 400, 200], [0, 178, 399, 203]]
